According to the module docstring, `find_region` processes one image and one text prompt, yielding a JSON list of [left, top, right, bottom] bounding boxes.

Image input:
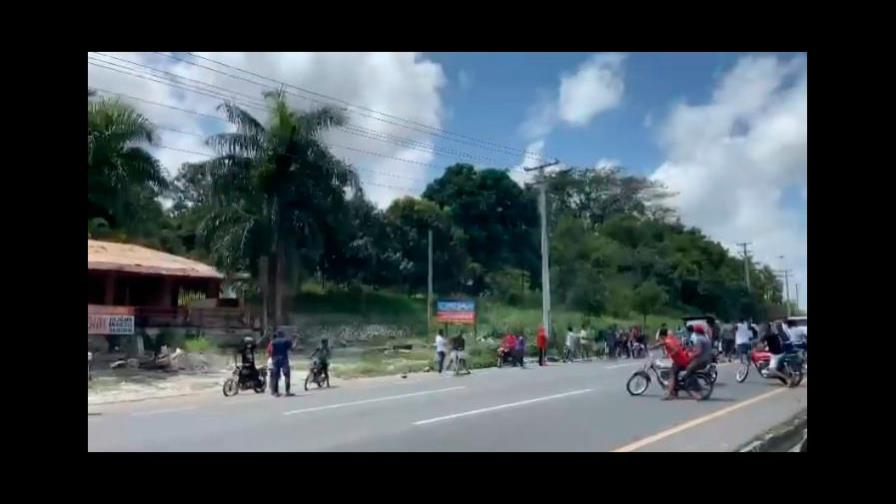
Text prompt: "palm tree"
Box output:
[[88, 95, 168, 232], [195, 90, 358, 330]]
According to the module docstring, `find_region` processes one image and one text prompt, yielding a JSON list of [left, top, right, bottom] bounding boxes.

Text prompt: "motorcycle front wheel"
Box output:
[[223, 378, 239, 397], [735, 362, 750, 383], [626, 371, 650, 396], [707, 365, 718, 384]]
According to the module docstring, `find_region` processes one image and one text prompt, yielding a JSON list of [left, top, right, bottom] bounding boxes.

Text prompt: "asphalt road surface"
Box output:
[[87, 358, 807, 451]]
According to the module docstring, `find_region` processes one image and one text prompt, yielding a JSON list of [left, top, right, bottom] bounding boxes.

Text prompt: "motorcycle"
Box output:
[[497, 346, 517, 367], [305, 357, 330, 390], [735, 347, 803, 387], [223, 363, 267, 397], [626, 351, 714, 400]]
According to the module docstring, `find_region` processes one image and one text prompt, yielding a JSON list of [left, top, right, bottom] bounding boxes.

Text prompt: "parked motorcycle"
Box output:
[[626, 351, 714, 400], [223, 363, 267, 397], [305, 357, 330, 390], [497, 347, 516, 367], [735, 348, 803, 387]]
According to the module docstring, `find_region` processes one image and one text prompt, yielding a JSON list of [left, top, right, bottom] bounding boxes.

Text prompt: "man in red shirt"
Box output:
[[536, 326, 547, 366], [650, 328, 691, 400], [500, 332, 517, 366]]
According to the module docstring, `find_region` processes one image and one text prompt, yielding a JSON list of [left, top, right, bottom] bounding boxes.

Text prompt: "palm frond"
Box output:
[[216, 102, 265, 137]]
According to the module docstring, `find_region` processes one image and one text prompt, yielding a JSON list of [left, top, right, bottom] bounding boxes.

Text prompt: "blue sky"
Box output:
[[428, 52, 799, 175]]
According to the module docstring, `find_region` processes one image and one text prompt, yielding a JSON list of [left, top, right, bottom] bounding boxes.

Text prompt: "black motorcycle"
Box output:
[[305, 358, 330, 390], [223, 363, 267, 397]]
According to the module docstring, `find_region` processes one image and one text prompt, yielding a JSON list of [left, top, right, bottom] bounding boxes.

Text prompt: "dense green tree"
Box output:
[[423, 164, 539, 293]]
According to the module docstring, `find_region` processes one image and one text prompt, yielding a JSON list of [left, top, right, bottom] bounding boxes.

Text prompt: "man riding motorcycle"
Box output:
[[681, 325, 713, 396], [310, 338, 331, 384], [238, 336, 260, 385], [649, 329, 690, 400], [760, 322, 787, 378]]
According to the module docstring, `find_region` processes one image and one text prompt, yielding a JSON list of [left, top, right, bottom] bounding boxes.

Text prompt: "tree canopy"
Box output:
[[87, 88, 789, 328]]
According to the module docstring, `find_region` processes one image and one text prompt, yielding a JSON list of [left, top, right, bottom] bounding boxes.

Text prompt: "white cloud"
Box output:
[[650, 55, 808, 309], [88, 52, 447, 208], [595, 158, 622, 170], [510, 140, 546, 186], [557, 53, 626, 126], [457, 70, 474, 92], [518, 53, 626, 171]]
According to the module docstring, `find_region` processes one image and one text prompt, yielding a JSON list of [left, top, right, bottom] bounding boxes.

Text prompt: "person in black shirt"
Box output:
[[238, 336, 259, 380], [760, 322, 785, 378]]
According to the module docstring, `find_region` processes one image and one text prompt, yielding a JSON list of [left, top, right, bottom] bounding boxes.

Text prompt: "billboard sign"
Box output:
[[436, 300, 476, 325]]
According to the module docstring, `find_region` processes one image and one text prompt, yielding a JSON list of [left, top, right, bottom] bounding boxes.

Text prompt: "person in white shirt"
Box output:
[[564, 326, 577, 362], [786, 320, 807, 351], [734, 318, 754, 364], [434, 329, 447, 374]]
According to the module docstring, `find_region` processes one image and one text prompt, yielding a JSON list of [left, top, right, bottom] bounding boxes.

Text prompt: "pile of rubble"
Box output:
[[107, 346, 211, 373]]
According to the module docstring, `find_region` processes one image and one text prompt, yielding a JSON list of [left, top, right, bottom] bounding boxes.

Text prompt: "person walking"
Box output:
[[536, 325, 547, 366], [434, 329, 447, 374]]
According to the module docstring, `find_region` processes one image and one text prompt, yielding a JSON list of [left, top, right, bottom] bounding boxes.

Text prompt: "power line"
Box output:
[[89, 54, 502, 165], [154, 51, 551, 163], [90, 87, 451, 177], [153, 144, 420, 193]]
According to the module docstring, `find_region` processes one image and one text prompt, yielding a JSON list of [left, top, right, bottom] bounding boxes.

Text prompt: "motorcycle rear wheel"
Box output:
[[626, 371, 650, 396], [690, 374, 714, 400], [223, 378, 239, 397], [253, 375, 266, 394], [304, 372, 314, 391]]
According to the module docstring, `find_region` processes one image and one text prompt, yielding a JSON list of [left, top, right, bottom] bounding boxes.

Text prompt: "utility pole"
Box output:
[[427, 228, 433, 329], [794, 283, 800, 315], [737, 242, 752, 291], [524, 160, 560, 344], [775, 269, 793, 317]]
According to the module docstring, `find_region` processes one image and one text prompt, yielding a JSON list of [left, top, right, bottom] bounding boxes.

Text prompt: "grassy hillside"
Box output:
[[278, 286, 683, 378]]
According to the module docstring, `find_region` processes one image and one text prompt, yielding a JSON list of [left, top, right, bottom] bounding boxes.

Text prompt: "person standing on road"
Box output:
[[564, 326, 577, 362], [536, 325, 547, 366], [434, 329, 447, 374], [579, 325, 591, 361], [606, 327, 618, 359], [451, 331, 469, 374], [269, 329, 294, 397], [515, 333, 526, 368]]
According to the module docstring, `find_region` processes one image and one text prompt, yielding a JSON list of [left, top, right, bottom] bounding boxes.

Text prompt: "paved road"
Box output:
[[87, 358, 807, 451]]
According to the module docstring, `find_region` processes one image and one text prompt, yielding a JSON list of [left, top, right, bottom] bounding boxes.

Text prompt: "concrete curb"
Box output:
[[738, 408, 807, 452]]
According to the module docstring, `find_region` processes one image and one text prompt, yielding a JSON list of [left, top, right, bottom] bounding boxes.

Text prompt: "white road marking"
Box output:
[[613, 380, 806, 452], [131, 406, 197, 417], [283, 386, 465, 416], [413, 389, 593, 426]]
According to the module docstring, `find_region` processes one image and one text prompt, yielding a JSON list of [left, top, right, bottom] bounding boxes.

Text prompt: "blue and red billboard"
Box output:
[[436, 300, 476, 325]]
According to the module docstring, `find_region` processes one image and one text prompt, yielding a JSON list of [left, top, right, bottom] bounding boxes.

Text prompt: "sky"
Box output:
[[87, 52, 808, 310]]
